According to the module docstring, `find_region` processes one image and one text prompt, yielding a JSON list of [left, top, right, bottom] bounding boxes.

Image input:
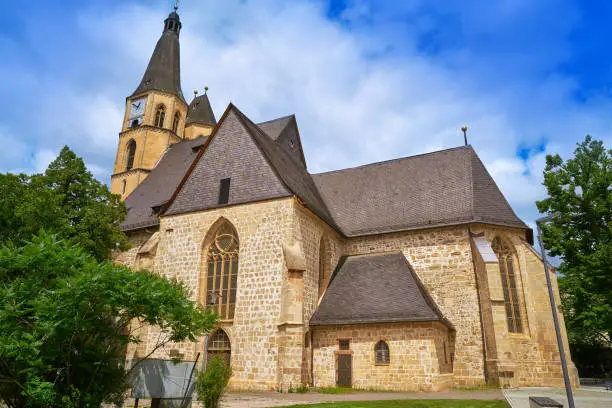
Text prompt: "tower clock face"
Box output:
[[129, 97, 147, 119]]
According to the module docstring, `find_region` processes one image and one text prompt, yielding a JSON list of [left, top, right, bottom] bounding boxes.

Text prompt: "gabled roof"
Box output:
[[186, 93, 216, 126], [257, 115, 293, 140], [164, 104, 339, 230], [310, 252, 452, 327], [312, 146, 527, 237], [258, 115, 307, 168], [121, 137, 206, 231], [131, 12, 185, 104]]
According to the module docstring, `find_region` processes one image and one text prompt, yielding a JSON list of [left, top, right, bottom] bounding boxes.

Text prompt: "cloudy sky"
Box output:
[[1, 0, 611, 229]]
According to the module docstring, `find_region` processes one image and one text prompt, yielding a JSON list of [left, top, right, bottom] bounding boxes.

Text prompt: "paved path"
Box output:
[[220, 389, 504, 408], [503, 387, 612, 408]]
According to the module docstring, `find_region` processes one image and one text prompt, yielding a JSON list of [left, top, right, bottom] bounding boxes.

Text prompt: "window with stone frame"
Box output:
[[126, 139, 136, 170], [154, 104, 166, 127], [207, 329, 231, 368], [374, 340, 390, 365], [205, 223, 239, 320], [172, 112, 180, 133], [492, 237, 524, 333]]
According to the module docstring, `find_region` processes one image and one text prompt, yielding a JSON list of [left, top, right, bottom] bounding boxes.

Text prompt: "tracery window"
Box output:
[[492, 237, 523, 333], [374, 341, 390, 365], [207, 329, 231, 368], [126, 139, 136, 170], [172, 112, 180, 133], [154, 104, 166, 127], [206, 223, 239, 320]]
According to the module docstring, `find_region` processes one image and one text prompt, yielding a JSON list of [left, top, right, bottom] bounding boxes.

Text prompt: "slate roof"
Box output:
[[131, 12, 186, 104], [186, 93, 216, 126], [121, 137, 206, 231], [312, 146, 527, 237], [257, 115, 294, 140], [310, 252, 452, 327]]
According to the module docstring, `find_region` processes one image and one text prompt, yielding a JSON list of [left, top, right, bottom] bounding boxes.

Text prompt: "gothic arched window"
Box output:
[[375, 341, 390, 365], [154, 105, 166, 128], [492, 237, 523, 333], [207, 329, 231, 368], [205, 223, 239, 320], [126, 139, 136, 170], [172, 112, 180, 133]]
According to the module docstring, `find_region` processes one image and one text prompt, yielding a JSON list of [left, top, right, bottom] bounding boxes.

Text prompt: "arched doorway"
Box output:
[[207, 329, 231, 368]]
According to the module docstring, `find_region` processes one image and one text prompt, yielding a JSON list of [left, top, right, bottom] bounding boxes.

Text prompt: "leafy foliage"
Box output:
[[536, 135, 611, 348], [0, 234, 217, 407], [196, 356, 232, 408], [0, 146, 128, 261]]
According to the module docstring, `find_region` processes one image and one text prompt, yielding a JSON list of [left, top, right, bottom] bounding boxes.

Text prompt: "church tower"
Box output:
[[111, 8, 187, 199]]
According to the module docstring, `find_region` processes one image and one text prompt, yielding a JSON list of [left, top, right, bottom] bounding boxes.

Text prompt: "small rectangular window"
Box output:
[[218, 178, 231, 205], [339, 339, 350, 350]]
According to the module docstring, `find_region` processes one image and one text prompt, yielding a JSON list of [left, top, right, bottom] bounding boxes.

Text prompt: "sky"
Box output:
[[0, 0, 611, 231]]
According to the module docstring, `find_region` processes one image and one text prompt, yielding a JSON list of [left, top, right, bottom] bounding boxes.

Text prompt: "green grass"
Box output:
[[279, 399, 508, 408]]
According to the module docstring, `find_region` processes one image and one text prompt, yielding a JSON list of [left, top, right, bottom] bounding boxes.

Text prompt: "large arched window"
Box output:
[[172, 112, 180, 133], [492, 237, 523, 333], [205, 222, 239, 320], [207, 329, 231, 368], [375, 341, 390, 365], [126, 139, 136, 170], [154, 104, 166, 127]]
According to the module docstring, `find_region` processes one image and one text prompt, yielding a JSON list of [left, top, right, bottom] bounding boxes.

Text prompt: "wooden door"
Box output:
[[337, 354, 352, 387]]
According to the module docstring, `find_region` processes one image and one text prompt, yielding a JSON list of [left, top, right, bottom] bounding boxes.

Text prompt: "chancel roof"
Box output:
[[310, 252, 452, 327], [312, 146, 527, 236]]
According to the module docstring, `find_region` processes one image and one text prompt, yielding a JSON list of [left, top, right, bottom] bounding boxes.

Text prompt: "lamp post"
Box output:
[[536, 215, 575, 408]]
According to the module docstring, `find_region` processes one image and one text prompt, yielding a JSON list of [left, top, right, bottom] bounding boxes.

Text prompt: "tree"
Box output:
[[196, 357, 232, 408], [536, 135, 611, 347], [0, 146, 128, 261], [0, 234, 217, 407]]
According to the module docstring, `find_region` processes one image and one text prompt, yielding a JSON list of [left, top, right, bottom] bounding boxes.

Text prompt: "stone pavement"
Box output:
[[219, 389, 504, 408], [503, 387, 612, 408]]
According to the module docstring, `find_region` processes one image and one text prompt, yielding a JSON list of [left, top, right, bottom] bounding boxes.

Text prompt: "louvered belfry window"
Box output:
[[206, 224, 239, 320], [492, 237, 523, 333], [126, 139, 136, 170], [375, 341, 390, 364], [154, 105, 166, 127]]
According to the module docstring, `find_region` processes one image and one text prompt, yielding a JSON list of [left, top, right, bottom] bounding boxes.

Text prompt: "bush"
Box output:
[[196, 357, 232, 408]]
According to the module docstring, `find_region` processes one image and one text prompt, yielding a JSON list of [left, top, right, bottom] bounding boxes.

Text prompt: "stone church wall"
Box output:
[[342, 226, 486, 386], [312, 322, 453, 391]]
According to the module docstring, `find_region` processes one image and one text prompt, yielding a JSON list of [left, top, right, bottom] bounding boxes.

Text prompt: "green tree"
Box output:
[[536, 135, 611, 347], [0, 146, 128, 261], [0, 234, 217, 407], [196, 356, 232, 408]]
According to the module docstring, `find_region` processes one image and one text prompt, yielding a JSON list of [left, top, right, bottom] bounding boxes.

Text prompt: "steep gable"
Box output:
[[165, 109, 291, 215], [258, 115, 307, 168]]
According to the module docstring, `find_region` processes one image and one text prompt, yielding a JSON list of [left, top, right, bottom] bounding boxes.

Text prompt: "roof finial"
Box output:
[[461, 126, 468, 146], [174, 0, 179, 11], [204, 86, 209, 95]]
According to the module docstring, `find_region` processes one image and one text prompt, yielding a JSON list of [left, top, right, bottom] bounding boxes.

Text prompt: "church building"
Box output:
[[113, 8, 578, 391]]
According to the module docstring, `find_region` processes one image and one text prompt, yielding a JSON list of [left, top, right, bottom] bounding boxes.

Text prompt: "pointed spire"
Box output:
[[131, 9, 185, 103], [186, 88, 217, 127]]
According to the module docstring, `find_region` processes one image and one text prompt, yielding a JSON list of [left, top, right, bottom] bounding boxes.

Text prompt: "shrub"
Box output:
[[196, 357, 232, 408]]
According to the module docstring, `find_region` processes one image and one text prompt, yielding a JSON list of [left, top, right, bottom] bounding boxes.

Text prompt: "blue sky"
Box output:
[[0, 0, 611, 230]]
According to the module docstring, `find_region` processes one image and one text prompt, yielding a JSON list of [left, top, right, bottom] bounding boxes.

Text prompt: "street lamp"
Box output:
[[536, 215, 575, 408]]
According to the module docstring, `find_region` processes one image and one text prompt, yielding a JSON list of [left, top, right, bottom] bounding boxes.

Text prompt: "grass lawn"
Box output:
[[280, 399, 508, 408]]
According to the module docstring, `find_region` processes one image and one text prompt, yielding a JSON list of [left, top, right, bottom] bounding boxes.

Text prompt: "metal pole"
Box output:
[[536, 219, 575, 408]]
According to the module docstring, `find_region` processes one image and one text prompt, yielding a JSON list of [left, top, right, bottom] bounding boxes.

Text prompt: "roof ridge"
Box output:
[[312, 145, 472, 176], [256, 114, 295, 126]]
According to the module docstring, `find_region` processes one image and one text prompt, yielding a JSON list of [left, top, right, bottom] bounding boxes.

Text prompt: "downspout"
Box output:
[[468, 225, 489, 384]]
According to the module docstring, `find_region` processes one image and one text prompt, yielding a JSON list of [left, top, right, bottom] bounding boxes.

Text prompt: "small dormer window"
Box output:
[[218, 178, 231, 205]]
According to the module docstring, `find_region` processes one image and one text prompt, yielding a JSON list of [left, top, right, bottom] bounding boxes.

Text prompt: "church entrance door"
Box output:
[[337, 354, 352, 387]]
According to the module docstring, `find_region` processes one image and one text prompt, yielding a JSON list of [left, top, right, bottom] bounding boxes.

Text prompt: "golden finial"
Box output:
[[461, 126, 468, 146], [194, 89, 198, 95]]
